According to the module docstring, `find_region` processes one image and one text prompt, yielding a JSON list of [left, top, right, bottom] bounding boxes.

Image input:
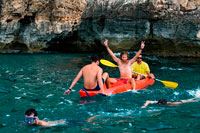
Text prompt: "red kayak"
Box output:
[[79, 77, 155, 97]]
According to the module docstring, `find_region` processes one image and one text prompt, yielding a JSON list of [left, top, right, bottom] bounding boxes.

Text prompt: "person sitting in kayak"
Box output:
[[24, 108, 98, 127], [64, 55, 110, 95], [132, 54, 154, 80], [104, 39, 145, 90], [141, 94, 200, 108]]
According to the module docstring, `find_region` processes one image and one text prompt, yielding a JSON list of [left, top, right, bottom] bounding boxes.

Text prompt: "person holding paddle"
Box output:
[[64, 55, 110, 95], [104, 39, 145, 90], [132, 54, 154, 80]]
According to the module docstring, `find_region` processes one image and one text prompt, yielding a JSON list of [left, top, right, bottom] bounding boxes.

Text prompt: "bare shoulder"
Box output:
[[82, 64, 90, 70], [97, 65, 102, 70]]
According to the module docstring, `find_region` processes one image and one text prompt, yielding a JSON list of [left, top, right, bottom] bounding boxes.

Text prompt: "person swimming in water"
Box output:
[[24, 108, 66, 127], [141, 94, 200, 108], [24, 108, 98, 127]]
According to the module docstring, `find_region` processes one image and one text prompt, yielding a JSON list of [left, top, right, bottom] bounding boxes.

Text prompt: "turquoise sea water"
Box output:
[[0, 53, 199, 132]]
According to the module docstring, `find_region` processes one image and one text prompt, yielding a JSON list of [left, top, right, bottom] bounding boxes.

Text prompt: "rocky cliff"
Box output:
[[0, 0, 200, 57]]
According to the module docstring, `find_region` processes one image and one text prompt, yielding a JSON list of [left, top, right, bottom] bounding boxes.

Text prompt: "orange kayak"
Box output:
[[79, 77, 155, 97]]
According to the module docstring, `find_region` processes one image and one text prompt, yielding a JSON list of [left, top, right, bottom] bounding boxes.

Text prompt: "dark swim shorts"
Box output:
[[84, 78, 105, 91]]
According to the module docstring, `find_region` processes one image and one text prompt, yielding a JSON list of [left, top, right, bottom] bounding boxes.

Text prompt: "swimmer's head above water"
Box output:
[[24, 108, 38, 124], [157, 99, 168, 105]]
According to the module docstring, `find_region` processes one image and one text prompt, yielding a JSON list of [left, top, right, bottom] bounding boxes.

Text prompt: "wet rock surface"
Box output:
[[0, 0, 200, 57]]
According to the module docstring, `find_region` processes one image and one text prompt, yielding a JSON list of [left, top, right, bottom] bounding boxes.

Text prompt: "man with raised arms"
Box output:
[[104, 39, 145, 90], [64, 55, 110, 95]]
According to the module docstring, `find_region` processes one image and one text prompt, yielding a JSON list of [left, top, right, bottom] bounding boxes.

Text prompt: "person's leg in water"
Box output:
[[102, 72, 110, 88], [128, 78, 136, 90]]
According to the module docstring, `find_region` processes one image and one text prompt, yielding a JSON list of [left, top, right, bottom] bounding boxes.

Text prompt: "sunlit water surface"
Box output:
[[0, 53, 199, 132]]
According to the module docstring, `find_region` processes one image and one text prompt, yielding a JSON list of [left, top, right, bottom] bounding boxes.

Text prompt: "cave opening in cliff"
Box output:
[[43, 31, 80, 53], [43, 31, 105, 53]]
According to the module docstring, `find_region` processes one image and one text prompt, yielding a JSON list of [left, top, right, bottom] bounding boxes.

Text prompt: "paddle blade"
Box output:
[[100, 59, 118, 67], [161, 81, 178, 89]]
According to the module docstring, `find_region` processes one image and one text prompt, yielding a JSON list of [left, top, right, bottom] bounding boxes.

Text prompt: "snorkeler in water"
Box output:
[[24, 108, 98, 127], [24, 108, 66, 127], [141, 94, 200, 108]]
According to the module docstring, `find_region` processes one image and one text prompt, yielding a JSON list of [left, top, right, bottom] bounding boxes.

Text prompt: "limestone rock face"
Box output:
[[0, 0, 200, 57], [0, 0, 86, 51]]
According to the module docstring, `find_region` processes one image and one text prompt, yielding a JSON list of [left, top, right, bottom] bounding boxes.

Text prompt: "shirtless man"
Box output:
[[64, 56, 110, 95], [141, 94, 200, 108], [24, 108, 66, 126], [24, 108, 98, 127], [104, 39, 145, 90]]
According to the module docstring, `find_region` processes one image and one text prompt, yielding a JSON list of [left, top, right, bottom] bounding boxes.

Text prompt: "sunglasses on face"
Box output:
[[137, 57, 142, 59], [24, 117, 36, 124]]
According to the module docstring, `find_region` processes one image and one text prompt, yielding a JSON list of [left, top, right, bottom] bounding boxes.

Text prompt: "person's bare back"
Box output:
[[82, 63, 102, 90], [64, 56, 110, 95]]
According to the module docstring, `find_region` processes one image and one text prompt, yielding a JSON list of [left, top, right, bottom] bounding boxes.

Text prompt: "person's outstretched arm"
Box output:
[[37, 119, 66, 127], [141, 100, 157, 108], [64, 69, 83, 95], [130, 41, 145, 64], [104, 39, 120, 64], [180, 94, 200, 103]]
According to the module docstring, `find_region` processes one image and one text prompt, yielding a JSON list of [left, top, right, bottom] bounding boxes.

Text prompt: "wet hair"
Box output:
[[157, 99, 167, 105], [120, 51, 129, 59], [91, 55, 100, 62], [25, 108, 38, 117]]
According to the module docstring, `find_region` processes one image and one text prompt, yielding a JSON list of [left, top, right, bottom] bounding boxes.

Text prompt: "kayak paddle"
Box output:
[[100, 59, 118, 67], [100, 59, 178, 89]]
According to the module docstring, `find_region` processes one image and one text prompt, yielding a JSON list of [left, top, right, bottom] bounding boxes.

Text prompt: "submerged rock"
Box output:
[[0, 0, 200, 57]]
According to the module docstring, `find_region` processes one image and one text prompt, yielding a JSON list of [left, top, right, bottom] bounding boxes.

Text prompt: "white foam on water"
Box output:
[[46, 94, 54, 98], [129, 123, 133, 127], [23, 77, 30, 80], [13, 86, 19, 89], [187, 87, 200, 97], [65, 100, 73, 105], [173, 91, 179, 96], [88, 112, 94, 116], [131, 90, 140, 93], [146, 108, 164, 113], [160, 67, 183, 71], [58, 102, 64, 105], [42, 81, 52, 84], [15, 97, 21, 100], [5, 70, 10, 73]]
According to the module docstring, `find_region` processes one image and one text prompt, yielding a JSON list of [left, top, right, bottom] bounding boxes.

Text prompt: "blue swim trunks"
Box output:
[[84, 78, 104, 91]]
